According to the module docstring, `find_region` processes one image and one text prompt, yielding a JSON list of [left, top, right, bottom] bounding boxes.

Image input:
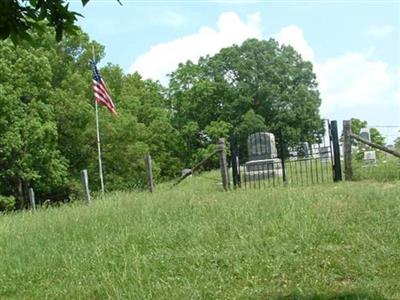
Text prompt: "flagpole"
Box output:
[[92, 47, 105, 194]]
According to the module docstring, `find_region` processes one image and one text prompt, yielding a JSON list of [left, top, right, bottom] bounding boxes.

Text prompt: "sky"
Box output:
[[70, 0, 400, 143]]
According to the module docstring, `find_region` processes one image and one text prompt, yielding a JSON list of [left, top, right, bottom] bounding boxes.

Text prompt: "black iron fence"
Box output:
[[230, 120, 342, 188]]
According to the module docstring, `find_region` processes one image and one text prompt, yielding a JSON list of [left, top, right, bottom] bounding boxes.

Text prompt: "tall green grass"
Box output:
[[353, 156, 400, 182], [0, 175, 399, 299]]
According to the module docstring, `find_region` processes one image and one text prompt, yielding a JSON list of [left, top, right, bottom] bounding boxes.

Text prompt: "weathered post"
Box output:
[[144, 154, 155, 193], [330, 120, 342, 182], [343, 120, 353, 181], [28, 187, 36, 211], [80, 169, 91, 204], [217, 138, 230, 191]]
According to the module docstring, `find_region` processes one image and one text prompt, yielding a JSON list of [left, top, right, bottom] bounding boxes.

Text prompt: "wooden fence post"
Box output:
[[80, 169, 91, 204], [343, 120, 353, 181], [217, 138, 230, 191], [28, 187, 35, 211], [144, 154, 155, 193]]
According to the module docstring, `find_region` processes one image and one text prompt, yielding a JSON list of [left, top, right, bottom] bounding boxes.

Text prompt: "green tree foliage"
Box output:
[[94, 68, 184, 190], [0, 195, 15, 211], [0, 29, 182, 210], [235, 109, 268, 160], [351, 118, 385, 146], [168, 38, 324, 164], [350, 118, 367, 135], [350, 118, 385, 161], [0, 0, 120, 43], [0, 38, 68, 208]]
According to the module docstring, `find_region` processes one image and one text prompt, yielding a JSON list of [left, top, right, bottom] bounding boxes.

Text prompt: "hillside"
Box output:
[[1, 176, 399, 299]]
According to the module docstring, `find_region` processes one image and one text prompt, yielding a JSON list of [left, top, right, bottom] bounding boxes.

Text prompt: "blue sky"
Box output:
[[70, 0, 400, 142]]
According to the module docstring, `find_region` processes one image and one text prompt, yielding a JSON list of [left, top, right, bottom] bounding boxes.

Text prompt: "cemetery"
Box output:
[[1, 1, 400, 299]]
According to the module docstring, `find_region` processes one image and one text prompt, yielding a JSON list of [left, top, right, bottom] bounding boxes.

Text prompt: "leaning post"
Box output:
[[343, 120, 353, 181], [217, 138, 230, 191], [144, 154, 155, 193], [81, 169, 91, 204]]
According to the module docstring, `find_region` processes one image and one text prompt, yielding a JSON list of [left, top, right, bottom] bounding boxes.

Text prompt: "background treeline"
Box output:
[[0, 28, 325, 210]]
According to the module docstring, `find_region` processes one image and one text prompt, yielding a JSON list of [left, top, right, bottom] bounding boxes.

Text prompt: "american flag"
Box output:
[[91, 61, 117, 115]]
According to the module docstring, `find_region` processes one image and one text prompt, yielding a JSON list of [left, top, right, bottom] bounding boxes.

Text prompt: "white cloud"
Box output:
[[160, 11, 187, 27], [367, 25, 394, 38], [394, 70, 400, 109], [130, 12, 262, 83], [275, 25, 314, 62], [272, 25, 397, 119], [130, 14, 399, 137], [315, 51, 395, 114]]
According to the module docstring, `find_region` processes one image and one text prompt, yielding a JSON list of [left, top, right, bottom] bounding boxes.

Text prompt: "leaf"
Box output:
[[81, 0, 90, 6]]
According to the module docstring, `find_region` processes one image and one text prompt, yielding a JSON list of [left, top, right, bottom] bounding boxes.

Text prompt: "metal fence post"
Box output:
[[229, 135, 240, 188], [278, 130, 287, 185], [330, 120, 342, 182]]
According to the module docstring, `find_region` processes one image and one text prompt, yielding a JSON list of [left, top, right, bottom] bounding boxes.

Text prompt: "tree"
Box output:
[[351, 118, 385, 146], [168, 38, 324, 165], [96, 69, 184, 190], [349, 118, 385, 161], [0, 27, 185, 209], [0, 38, 69, 208], [0, 0, 120, 43], [235, 109, 268, 160], [350, 118, 367, 137]]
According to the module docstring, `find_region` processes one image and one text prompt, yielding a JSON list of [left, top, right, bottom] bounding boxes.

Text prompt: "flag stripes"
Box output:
[[91, 61, 116, 115]]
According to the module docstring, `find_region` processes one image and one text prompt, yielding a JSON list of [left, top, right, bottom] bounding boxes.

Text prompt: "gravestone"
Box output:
[[288, 147, 298, 161], [182, 168, 192, 177], [360, 128, 370, 141], [319, 146, 330, 162], [247, 132, 277, 160], [364, 150, 376, 164], [311, 144, 321, 157], [244, 132, 282, 181], [360, 128, 374, 161], [301, 142, 310, 158]]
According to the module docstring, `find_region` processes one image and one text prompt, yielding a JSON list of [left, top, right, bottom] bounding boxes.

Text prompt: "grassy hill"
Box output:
[[0, 173, 399, 299]]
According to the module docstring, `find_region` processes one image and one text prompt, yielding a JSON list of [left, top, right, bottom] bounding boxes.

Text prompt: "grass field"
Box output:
[[353, 157, 400, 182], [1, 173, 399, 299]]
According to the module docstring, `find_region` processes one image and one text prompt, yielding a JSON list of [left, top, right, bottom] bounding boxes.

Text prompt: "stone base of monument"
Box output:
[[363, 150, 377, 165], [244, 158, 283, 181]]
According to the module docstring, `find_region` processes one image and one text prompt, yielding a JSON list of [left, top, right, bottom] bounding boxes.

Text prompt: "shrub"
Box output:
[[0, 195, 16, 212]]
